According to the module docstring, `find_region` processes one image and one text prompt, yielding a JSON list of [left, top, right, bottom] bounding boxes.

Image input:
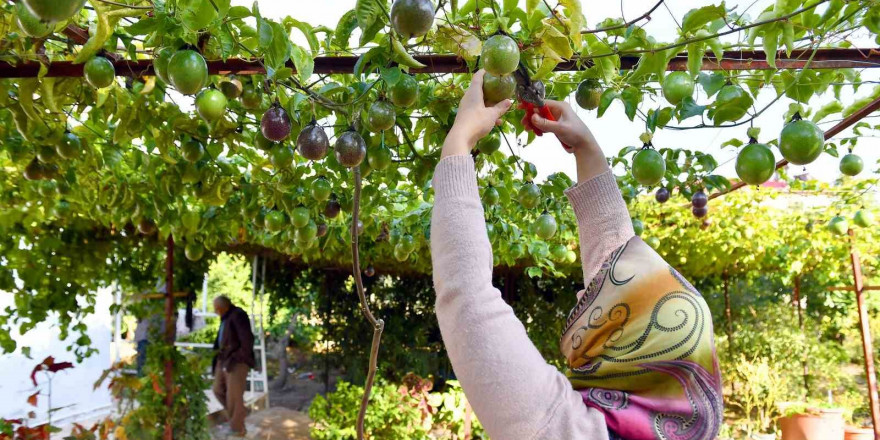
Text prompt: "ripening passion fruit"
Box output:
[[575, 81, 602, 110], [655, 187, 670, 203], [661, 72, 695, 105], [482, 73, 515, 105], [195, 88, 228, 122], [84, 56, 116, 89], [335, 130, 367, 168], [261, 104, 292, 142], [167, 49, 208, 95], [481, 35, 520, 76], [389, 75, 419, 107], [779, 118, 824, 165], [367, 101, 396, 132], [735, 142, 776, 185], [631, 148, 665, 186], [297, 123, 330, 160], [692, 191, 708, 208], [137, 218, 157, 235], [390, 0, 435, 39], [23, 0, 86, 23], [324, 196, 341, 218], [16, 3, 52, 38], [23, 158, 45, 181], [219, 77, 243, 99]]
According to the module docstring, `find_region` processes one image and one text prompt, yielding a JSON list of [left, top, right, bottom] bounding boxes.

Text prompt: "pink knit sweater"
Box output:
[[431, 154, 634, 440]]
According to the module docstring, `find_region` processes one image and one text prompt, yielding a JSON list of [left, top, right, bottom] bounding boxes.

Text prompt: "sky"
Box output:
[[234, 0, 880, 186]]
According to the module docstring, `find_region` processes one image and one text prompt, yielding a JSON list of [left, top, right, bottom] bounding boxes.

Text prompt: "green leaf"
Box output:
[[355, 0, 388, 32], [380, 66, 402, 86], [620, 87, 642, 121], [677, 96, 706, 121], [286, 17, 319, 55], [265, 22, 292, 70], [681, 4, 727, 33], [179, 0, 230, 31], [526, 0, 540, 12], [290, 45, 314, 83], [227, 6, 251, 19], [436, 25, 482, 60], [687, 42, 706, 77], [597, 89, 620, 118], [698, 72, 726, 97], [334, 10, 359, 49], [762, 25, 780, 69], [811, 101, 844, 122], [782, 20, 795, 57]]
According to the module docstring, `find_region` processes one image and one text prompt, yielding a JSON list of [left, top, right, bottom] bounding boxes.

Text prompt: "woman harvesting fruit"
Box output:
[[430, 70, 722, 440]]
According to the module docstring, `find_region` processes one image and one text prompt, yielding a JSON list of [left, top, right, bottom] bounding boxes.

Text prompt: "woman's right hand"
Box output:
[[529, 100, 609, 183]]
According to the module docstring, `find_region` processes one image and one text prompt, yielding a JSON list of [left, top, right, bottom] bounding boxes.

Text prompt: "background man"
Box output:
[[211, 295, 255, 437]]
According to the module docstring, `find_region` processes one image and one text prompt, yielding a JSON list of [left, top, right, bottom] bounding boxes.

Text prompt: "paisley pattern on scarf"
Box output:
[[560, 237, 723, 440]]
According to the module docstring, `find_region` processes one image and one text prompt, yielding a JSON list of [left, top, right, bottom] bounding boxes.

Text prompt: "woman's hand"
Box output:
[[442, 70, 512, 158], [530, 100, 609, 183]]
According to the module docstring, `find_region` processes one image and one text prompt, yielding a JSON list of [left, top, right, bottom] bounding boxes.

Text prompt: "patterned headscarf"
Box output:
[[560, 237, 723, 440]]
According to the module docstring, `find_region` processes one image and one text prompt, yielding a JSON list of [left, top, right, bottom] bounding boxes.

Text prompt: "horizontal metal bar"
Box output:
[[0, 48, 877, 78]]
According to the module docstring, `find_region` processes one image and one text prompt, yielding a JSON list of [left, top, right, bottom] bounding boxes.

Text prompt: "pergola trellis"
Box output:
[[6, 44, 880, 438]]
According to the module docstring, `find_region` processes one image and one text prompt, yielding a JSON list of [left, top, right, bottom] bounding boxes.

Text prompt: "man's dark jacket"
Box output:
[[212, 305, 256, 372]]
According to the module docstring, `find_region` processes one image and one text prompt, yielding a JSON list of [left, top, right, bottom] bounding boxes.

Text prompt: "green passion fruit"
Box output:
[[535, 212, 557, 240], [390, 0, 435, 39], [23, 0, 86, 23], [367, 101, 396, 132], [36, 145, 58, 163], [56, 132, 82, 160], [477, 133, 501, 154], [291, 206, 310, 229], [483, 187, 500, 205], [481, 35, 520, 76], [335, 131, 367, 168], [855, 210, 875, 228], [389, 75, 419, 107], [265, 210, 286, 233], [631, 148, 666, 186], [195, 88, 228, 122], [839, 153, 864, 176], [167, 50, 208, 95], [295, 220, 319, 242], [735, 142, 776, 185], [297, 123, 330, 160], [261, 104, 292, 142], [84, 57, 116, 89], [241, 85, 262, 109], [181, 139, 205, 163], [368, 145, 393, 171], [518, 182, 541, 210], [632, 218, 644, 236], [311, 177, 332, 202], [153, 48, 174, 84], [827, 216, 849, 235], [270, 145, 294, 170], [550, 244, 568, 262], [779, 119, 824, 165], [661, 72, 695, 106], [184, 242, 205, 261], [16, 3, 52, 38], [482, 73, 516, 105], [254, 131, 276, 151], [575, 81, 602, 110]]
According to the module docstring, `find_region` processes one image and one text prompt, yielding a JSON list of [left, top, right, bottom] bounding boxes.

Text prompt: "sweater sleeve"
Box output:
[[431, 154, 609, 440], [564, 171, 635, 287]]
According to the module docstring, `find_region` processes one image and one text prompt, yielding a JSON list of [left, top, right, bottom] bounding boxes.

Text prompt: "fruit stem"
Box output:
[[351, 165, 384, 440], [791, 111, 802, 122]]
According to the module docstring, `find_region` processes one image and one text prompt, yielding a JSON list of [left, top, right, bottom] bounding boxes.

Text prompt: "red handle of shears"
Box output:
[[520, 102, 573, 152]]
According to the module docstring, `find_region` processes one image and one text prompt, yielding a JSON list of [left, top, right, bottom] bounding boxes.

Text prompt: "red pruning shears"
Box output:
[[512, 62, 572, 152]]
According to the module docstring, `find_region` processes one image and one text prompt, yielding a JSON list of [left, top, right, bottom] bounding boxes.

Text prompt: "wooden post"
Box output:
[[793, 276, 809, 395], [163, 235, 175, 440], [849, 229, 880, 440]]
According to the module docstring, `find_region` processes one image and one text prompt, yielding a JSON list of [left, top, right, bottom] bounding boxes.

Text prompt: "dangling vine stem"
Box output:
[[351, 165, 385, 440]]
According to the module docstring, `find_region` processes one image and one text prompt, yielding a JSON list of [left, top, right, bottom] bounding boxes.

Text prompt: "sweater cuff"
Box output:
[[433, 155, 480, 200], [564, 171, 629, 224]]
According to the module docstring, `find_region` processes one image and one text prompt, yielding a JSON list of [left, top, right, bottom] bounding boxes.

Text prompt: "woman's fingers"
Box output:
[[531, 112, 560, 133], [490, 99, 512, 120], [463, 69, 487, 106], [542, 99, 568, 120]]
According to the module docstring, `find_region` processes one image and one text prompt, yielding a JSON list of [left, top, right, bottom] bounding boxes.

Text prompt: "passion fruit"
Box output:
[[655, 187, 670, 203], [368, 144, 393, 171], [324, 196, 342, 218], [153, 48, 174, 84], [839, 153, 864, 176], [827, 216, 849, 235], [297, 123, 330, 160], [735, 142, 775, 185], [254, 131, 275, 151], [219, 77, 243, 99], [481, 35, 520, 76], [390, 0, 435, 39], [482, 72, 515, 105], [84, 57, 115, 89], [23, 158, 45, 181], [692, 206, 708, 218], [367, 100, 396, 132], [476, 133, 501, 154], [389, 74, 419, 107], [632, 218, 644, 236], [195, 88, 228, 122], [483, 186, 500, 205], [518, 182, 540, 210], [311, 177, 332, 202], [631, 148, 665, 186], [335, 130, 367, 168], [56, 132, 82, 159], [779, 118, 824, 165], [240, 85, 262, 109], [692, 191, 708, 208], [855, 210, 875, 228], [261, 104, 292, 142], [23, 0, 86, 23], [265, 210, 286, 233], [137, 218, 157, 235], [535, 212, 557, 239], [575, 81, 602, 110], [291, 206, 310, 229], [270, 145, 294, 170], [36, 145, 58, 163], [167, 49, 208, 95], [16, 3, 52, 38], [661, 72, 695, 105], [181, 139, 205, 163], [316, 223, 329, 237], [184, 242, 205, 261]]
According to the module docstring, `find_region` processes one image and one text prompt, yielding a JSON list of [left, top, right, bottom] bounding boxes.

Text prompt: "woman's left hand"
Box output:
[[442, 69, 512, 157]]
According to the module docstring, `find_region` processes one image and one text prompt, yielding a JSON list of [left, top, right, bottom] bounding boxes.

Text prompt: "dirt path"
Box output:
[[211, 407, 311, 440]]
